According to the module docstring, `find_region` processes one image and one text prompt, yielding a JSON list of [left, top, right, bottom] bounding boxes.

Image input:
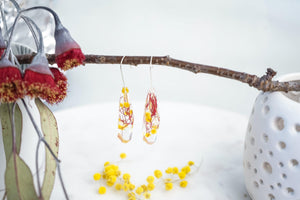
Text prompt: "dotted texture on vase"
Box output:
[[244, 92, 300, 200]]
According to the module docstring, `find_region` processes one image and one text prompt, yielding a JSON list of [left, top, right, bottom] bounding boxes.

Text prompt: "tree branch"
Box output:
[[15, 54, 300, 92]]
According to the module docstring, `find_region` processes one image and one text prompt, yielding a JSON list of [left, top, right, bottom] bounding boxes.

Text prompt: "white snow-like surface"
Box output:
[[50, 102, 251, 200]]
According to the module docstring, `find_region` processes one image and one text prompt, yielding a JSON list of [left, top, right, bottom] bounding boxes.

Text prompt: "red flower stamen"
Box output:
[[23, 54, 60, 104], [55, 48, 85, 71], [0, 60, 24, 102], [49, 67, 68, 103]]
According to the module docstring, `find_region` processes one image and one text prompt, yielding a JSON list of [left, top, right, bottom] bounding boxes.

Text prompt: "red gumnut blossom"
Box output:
[[23, 53, 60, 104], [49, 67, 68, 103], [0, 58, 24, 102], [54, 24, 85, 71]]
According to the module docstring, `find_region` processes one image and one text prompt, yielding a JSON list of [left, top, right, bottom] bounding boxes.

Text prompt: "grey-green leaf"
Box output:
[[5, 154, 39, 200], [0, 103, 23, 162], [35, 98, 59, 200]]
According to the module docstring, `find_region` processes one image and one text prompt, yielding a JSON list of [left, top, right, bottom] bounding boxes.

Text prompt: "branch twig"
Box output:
[[15, 54, 300, 92]]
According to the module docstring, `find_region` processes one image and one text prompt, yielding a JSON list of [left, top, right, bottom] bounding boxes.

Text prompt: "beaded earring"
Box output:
[[143, 56, 160, 144], [117, 56, 134, 143]]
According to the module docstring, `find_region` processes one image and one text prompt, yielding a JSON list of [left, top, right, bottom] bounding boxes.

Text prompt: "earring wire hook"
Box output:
[[150, 56, 153, 89], [120, 56, 126, 87]]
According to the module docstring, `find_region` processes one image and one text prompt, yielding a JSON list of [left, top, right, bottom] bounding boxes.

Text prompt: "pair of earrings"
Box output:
[[117, 56, 160, 144]]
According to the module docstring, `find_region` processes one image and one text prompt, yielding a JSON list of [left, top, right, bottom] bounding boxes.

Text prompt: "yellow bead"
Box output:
[[151, 128, 157, 134], [122, 87, 129, 94], [136, 186, 144, 195], [93, 173, 101, 181], [178, 172, 186, 179], [145, 112, 151, 122], [180, 180, 188, 188], [154, 170, 162, 178], [165, 182, 173, 191], [115, 183, 123, 191], [144, 192, 151, 199], [146, 176, 155, 183], [172, 167, 179, 174], [147, 183, 155, 191], [165, 167, 172, 174], [124, 102, 130, 108], [188, 161, 195, 166], [98, 186, 106, 194], [120, 152, 127, 159], [118, 124, 125, 130]]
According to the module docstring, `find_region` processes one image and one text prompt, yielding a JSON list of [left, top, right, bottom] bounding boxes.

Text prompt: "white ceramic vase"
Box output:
[[244, 73, 300, 200]]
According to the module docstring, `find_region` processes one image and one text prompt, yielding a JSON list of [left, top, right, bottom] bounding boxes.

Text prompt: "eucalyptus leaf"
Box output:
[[35, 98, 59, 200], [5, 154, 39, 200], [0, 103, 22, 162]]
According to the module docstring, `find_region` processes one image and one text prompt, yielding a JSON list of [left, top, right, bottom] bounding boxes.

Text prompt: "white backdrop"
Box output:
[[48, 0, 300, 115]]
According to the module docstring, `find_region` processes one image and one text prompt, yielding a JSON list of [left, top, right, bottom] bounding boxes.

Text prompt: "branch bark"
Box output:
[[16, 54, 300, 92]]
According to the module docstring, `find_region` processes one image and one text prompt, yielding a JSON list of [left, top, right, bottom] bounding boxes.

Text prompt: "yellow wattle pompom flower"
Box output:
[[144, 192, 151, 199], [181, 166, 191, 174], [104, 161, 110, 166], [180, 180, 188, 188], [93, 173, 101, 181], [98, 186, 106, 194], [108, 175, 117, 183], [141, 184, 148, 192], [106, 180, 115, 187], [172, 167, 179, 174], [165, 182, 173, 191], [120, 152, 127, 159], [123, 183, 130, 191], [122, 87, 129, 94], [115, 183, 123, 191], [129, 183, 136, 190], [123, 173, 131, 181], [145, 132, 151, 137], [154, 170, 162, 178], [118, 124, 125, 130], [178, 171, 186, 179], [147, 183, 155, 191], [146, 176, 155, 183], [128, 192, 136, 199], [165, 167, 173, 174], [120, 103, 124, 107], [188, 161, 195, 166], [136, 186, 144, 195]]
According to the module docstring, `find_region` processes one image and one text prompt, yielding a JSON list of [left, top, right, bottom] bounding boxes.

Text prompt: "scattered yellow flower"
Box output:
[[145, 132, 151, 137], [147, 183, 155, 191], [165, 167, 173, 174], [120, 153, 127, 159], [172, 167, 179, 174], [181, 166, 191, 174], [154, 170, 163, 178], [141, 184, 148, 192], [98, 186, 106, 194], [178, 171, 186, 179], [120, 103, 124, 107], [188, 161, 195, 166], [93, 173, 101, 181], [123, 173, 131, 181], [129, 183, 135, 190], [144, 192, 151, 199], [104, 161, 110, 166], [115, 183, 123, 191], [180, 180, 188, 188], [146, 176, 155, 183], [165, 182, 173, 191], [136, 186, 144, 195]]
